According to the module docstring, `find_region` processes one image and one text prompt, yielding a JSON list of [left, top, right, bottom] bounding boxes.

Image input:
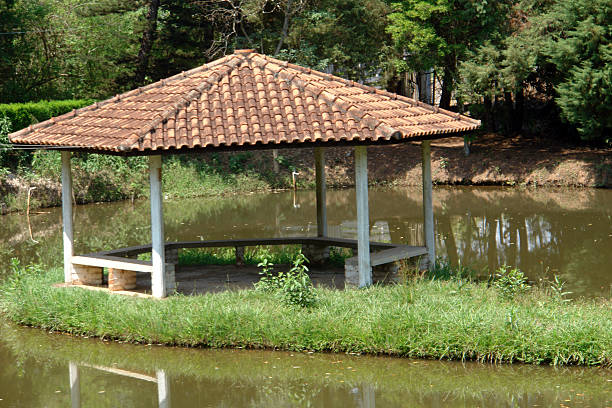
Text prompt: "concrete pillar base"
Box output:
[[344, 260, 361, 287], [164, 247, 179, 266], [372, 261, 401, 284], [165, 264, 176, 293], [108, 268, 137, 291], [72, 265, 103, 286], [301, 244, 330, 266]]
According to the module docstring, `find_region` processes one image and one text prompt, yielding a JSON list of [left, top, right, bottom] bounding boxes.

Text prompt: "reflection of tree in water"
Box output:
[[431, 193, 611, 297], [2, 186, 610, 297]]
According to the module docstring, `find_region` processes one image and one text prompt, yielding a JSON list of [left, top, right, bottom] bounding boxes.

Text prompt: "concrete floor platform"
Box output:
[[57, 264, 346, 297]]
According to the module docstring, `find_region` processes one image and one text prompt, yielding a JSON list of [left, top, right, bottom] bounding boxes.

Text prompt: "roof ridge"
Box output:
[[119, 55, 246, 151], [253, 53, 480, 127], [8, 54, 240, 143], [252, 54, 403, 141]]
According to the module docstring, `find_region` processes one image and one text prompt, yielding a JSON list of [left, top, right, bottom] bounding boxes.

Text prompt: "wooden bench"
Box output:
[[344, 245, 428, 267], [72, 237, 426, 292]]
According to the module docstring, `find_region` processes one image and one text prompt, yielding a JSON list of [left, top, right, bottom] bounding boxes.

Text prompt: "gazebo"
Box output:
[[9, 50, 480, 298]]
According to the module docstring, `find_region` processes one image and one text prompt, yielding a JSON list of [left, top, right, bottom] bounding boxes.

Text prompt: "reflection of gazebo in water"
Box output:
[[9, 50, 479, 298]]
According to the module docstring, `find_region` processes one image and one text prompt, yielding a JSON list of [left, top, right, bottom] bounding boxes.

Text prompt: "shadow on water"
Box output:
[[0, 322, 610, 408], [1, 186, 610, 297]]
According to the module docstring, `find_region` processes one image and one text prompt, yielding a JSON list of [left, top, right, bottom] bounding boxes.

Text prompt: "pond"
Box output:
[[0, 322, 611, 407], [0, 186, 611, 406], [1, 186, 611, 297]]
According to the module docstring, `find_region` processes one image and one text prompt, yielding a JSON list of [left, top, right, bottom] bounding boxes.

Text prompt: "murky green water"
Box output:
[[1, 186, 612, 406], [0, 322, 610, 407], [1, 186, 611, 297]]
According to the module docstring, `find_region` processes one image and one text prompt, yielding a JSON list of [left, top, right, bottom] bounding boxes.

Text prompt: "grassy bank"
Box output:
[[0, 152, 295, 214], [1, 264, 610, 367]]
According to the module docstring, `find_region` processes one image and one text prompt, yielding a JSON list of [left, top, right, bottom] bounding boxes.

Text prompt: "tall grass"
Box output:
[[179, 245, 301, 266], [179, 245, 351, 267], [1, 264, 610, 367]]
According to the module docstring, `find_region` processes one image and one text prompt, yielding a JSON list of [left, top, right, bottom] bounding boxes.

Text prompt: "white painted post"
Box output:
[[157, 369, 170, 408], [69, 362, 80, 408], [61, 152, 74, 283], [149, 155, 166, 298], [314, 147, 327, 237], [354, 146, 372, 287], [421, 140, 435, 268]]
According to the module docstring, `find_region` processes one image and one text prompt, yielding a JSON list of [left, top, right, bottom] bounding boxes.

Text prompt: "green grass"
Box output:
[[179, 245, 302, 266], [178, 245, 351, 267], [1, 265, 610, 367]]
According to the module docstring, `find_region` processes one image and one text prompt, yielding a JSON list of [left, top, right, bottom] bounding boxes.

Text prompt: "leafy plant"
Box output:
[[494, 265, 531, 299], [549, 275, 573, 302], [228, 153, 252, 172], [255, 251, 317, 308]]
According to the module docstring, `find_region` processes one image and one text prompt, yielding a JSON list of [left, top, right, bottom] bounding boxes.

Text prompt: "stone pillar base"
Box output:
[[235, 246, 245, 265], [108, 268, 137, 291], [72, 265, 103, 286], [372, 261, 401, 284], [345, 259, 403, 287], [344, 260, 360, 288], [165, 247, 179, 265], [165, 263, 176, 292], [302, 244, 330, 266]]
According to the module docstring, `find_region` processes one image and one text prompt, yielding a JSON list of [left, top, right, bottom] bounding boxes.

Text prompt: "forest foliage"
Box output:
[[0, 0, 609, 142]]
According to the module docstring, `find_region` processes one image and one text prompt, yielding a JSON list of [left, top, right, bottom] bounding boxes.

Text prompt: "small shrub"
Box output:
[[329, 247, 352, 267], [228, 152, 252, 172], [255, 251, 317, 308], [427, 259, 476, 281], [494, 265, 531, 299]]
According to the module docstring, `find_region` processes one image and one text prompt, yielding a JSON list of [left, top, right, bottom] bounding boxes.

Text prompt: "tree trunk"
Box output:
[[483, 95, 495, 132], [504, 91, 514, 135], [134, 0, 160, 86], [513, 86, 524, 133], [439, 66, 453, 109], [274, 0, 293, 55]]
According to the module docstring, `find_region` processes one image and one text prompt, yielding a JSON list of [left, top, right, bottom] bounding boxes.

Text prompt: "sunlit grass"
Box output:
[[0, 265, 610, 367], [178, 245, 351, 267]]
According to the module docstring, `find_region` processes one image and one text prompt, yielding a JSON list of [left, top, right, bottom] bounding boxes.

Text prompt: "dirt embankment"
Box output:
[[1, 133, 610, 214], [282, 133, 612, 188]]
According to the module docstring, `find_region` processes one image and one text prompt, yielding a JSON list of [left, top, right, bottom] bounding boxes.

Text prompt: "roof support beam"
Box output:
[[314, 147, 327, 237], [149, 155, 166, 298], [61, 152, 74, 283], [354, 146, 372, 287], [421, 140, 435, 268]]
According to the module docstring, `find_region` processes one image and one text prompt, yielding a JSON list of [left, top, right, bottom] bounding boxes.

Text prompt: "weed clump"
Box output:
[[255, 251, 317, 308], [493, 265, 531, 298]]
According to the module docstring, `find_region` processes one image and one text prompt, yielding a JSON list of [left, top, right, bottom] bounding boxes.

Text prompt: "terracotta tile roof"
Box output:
[[9, 50, 480, 153]]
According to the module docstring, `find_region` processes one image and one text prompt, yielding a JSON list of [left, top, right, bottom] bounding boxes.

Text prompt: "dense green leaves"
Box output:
[[0, 0, 609, 141], [547, 0, 612, 140], [0, 99, 92, 168]]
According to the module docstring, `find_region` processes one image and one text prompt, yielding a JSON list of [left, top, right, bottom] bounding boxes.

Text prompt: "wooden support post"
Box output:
[[421, 140, 435, 268], [69, 362, 80, 408], [354, 146, 372, 287], [149, 155, 166, 298], [314, 147, 327, 237], [61, 152, 74, 283], [157, 370, 170, 408]]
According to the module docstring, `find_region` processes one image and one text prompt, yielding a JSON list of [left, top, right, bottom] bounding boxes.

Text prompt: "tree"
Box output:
[[386, 0, 511, 108], [545, 0, 611, 140], [457, 0, 611, 141], [134, 0, 160, 86]]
